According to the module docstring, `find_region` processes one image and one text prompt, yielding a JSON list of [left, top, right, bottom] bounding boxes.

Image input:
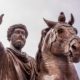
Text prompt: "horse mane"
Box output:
[[36, 27, 50, 72]]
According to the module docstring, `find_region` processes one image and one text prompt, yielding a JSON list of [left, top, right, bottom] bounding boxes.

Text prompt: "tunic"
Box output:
[[0, 43, 37, 80]]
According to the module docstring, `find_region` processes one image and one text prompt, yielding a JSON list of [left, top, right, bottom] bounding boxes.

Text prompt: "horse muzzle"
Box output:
[[67, 36, 80, 63]]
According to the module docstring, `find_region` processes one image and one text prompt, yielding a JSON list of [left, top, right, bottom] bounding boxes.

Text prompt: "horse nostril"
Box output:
[[69, 50, 73, 57], [72, 44, 77, 50]]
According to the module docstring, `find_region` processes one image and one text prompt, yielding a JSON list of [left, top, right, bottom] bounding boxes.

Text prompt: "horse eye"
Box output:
[[72, 45, 77, 50], [58, 28, 64, 34]]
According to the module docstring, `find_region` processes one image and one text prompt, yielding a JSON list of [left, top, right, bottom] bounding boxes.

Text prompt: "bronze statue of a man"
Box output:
[[0, 15, 37, 80]]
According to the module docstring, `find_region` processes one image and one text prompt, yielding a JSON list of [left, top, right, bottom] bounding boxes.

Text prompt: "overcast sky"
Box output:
[[0, 0, 80, 78]]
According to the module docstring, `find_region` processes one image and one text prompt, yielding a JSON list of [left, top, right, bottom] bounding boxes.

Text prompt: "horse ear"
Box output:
[[43, 18, 56, 28], [58, 12, 66, 22], [68, 14, 74, 25]]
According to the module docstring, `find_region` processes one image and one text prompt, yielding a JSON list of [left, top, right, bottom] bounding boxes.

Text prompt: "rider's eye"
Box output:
[[15, 31, 20, 34], [58, 28, 64, 34]]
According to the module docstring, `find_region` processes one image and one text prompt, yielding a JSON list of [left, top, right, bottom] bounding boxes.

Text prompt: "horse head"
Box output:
[[41, 12, 80, 63]]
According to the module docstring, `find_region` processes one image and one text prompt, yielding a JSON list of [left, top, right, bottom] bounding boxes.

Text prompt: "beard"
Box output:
[[12, 39, 25, 50]]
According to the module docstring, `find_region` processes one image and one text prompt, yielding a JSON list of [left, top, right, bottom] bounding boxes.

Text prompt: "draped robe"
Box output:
[[0, 43, 37, 80]]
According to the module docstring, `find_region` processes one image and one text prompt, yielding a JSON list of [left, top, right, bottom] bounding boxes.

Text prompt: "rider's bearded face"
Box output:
[[10, 28, 26, 50]]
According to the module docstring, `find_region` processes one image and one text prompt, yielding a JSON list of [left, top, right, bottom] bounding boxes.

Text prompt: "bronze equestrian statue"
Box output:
[[36, 12, 80, 80], [0, 14, 37, 80]]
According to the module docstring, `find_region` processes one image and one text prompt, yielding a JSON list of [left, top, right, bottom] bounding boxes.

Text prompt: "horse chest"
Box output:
[[43, 54, 68, 73], [41, 52, 79, 80]]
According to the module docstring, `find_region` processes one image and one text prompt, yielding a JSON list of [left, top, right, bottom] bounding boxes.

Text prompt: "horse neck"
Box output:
[[41, 50, 70, 74], [42, 49, 68, 63]]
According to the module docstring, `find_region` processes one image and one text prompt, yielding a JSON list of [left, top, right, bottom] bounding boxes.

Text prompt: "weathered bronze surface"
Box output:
[[36, 12, 80, 80]]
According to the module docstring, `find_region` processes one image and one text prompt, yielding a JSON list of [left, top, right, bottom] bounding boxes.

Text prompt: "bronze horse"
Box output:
[[36, 12, 80, 80]]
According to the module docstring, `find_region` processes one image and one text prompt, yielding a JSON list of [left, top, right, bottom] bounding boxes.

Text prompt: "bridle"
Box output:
[[65, 36, 79, 57], [41, 26, 78, 56]]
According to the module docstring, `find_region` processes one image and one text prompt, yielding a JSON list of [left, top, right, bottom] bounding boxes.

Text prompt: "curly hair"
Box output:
[[7, 24, 28, 41]]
